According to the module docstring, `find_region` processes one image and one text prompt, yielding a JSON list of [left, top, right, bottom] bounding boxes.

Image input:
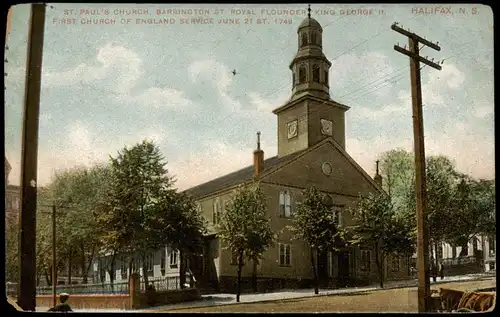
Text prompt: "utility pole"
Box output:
[[391, 22, 442, 313], [52, 203, 57, 308], [18, 3, 46, 311]]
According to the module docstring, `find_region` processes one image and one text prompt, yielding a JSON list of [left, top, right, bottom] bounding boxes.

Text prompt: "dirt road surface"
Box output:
[[157, 278, 496, 313]]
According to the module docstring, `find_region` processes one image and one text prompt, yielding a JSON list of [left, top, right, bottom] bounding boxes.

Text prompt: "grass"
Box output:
[[154, 278, 496, 313]]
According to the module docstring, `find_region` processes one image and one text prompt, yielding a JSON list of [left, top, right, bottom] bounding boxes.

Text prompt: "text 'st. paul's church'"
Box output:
[[273, 13, 350, 158]]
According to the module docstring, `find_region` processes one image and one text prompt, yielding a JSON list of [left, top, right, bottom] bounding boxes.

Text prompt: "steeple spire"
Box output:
[[257, 131, 261, 150], [307, 4, 311, 19]]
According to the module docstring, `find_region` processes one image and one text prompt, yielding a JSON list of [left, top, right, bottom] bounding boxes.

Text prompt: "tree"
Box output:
[[5, 212, 19, 283], [96, 140, 175, 288], [289, 186, 340, 295], [152, 191, 208, 288], [344, 192, 400, 288], [216, 183, 275, 302], [446, 176, 495, 255], [425, 156, 459, 275], [242, 187, 275, 293], [36, 165, 111, 284], [379, 149, 415, 210]]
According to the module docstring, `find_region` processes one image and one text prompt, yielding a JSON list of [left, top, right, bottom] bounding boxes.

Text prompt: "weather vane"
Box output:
[[307, 4, 311, 18]]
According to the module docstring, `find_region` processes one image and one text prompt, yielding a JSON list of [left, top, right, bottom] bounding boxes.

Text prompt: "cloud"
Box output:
[[188, 59, 242, 111], [420, 63, 466, 107], [247, 89, 290, 113], [473, 101, 494, 119], [114, 86, 195, 110], [39, 43, 194, 112], [43, 43, 143, 93], [6, 121, 173, 186], [169, 139, 277, 191], [332, 51, 395, 99], [346, 118, 495, 181], [347, 136, 413, 177]]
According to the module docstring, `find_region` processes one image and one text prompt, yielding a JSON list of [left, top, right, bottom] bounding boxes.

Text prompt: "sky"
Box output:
[[4, 3, 494, 191]]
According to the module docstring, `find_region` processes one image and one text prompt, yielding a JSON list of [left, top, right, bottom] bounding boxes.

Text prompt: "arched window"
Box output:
[[299, 66, 307, 84], [324, 70, 329, 85], [292, 72, 296, 85], [311, 32, 317, 45], [279, 191, 292, 218], [301, 32, 308, 46], [312, 64, 320, 83]]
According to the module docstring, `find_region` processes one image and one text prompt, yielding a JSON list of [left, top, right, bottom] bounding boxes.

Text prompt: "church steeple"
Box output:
[[273, 8, 349, 158], [289, 5, 332, 100]]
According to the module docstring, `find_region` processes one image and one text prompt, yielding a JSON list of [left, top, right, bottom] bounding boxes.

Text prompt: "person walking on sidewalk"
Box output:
[[48, 292, 73, 312], [439, 261, 445, 280], [431, 257, 439, 282]]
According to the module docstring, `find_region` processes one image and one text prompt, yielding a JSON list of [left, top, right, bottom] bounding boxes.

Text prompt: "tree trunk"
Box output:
[[84, 245, 96, 284], [140, 253, 147, 291], [80, 241, 86, 284], [375, 244, 384, 288], [236, 250, 244, 302], [45, 267, 51, 286], [68, 248, 72, 285], [310, 248, 319, 295], [108, 253, 117, 290], [252, 259, 258, 293], [433, 241, 439, 282], [406, 253, 411, 278], [459, 242, 468, 257], [179, 249, 186, 289]]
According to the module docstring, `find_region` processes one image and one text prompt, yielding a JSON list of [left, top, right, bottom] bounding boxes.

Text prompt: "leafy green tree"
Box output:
[[446, 176, 495, 255], [344, 192, 398, 288], [379, 149, 415, 210], [153, 191, 208, 288], [289, 186, 340, 295], [425, 156, 459, 274], [243, 187, 275, 293], [37, 165, 111, 284], [5, 212, 19, 283], [216, 183, 275, 302], [97, 140, 175, 287]]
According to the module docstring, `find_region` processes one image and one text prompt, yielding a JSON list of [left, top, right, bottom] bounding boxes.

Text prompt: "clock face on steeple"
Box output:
[[320, 119, 333, 136], [287, 120, 298, 139]]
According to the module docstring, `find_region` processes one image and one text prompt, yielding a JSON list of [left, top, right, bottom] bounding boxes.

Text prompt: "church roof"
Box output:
[[298, 17, 322, 31], [183, 150, 306, 199]]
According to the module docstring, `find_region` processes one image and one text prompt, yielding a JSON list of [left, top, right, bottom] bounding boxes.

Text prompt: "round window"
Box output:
[[322, 162, 332, 176]]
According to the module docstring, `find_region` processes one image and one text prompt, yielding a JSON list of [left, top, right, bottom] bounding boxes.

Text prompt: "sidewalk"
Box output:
[[35, 272, 495, 312]]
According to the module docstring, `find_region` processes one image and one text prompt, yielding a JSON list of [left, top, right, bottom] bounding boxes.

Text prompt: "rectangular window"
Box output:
[[488, 236, 495, 256], [333, 206, 343, 227], [145, 253, 154, 272], [279, 191, 293, 218], [279, 243, 291, 266], [360, 250, 370, 272], [170, 249, 179, 267], [130, 258, 139, 273], [120, 256, 128, 280], [391, 254, 400, 272], [7, 196, 12, 210], [160, 251, 166, 274], [213, 201, 221, 225]]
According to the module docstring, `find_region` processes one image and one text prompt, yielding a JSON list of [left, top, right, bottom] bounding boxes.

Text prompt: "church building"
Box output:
[[183, 14, 411, 292], [89, 12, 411, 293]]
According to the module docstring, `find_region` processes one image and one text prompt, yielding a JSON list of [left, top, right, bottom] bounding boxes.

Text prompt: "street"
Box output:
[[152, 277, 496, 313]]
